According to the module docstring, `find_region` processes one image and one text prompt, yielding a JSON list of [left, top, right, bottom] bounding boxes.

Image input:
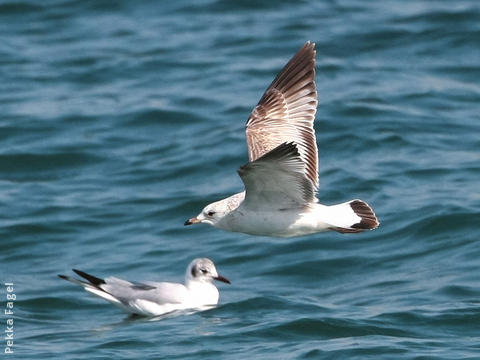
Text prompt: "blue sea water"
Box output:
[[1, 0, 479, 358]]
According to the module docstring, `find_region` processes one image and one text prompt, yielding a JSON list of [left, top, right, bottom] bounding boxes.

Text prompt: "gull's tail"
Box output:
[[58, 269, 122, 306], [326, 199, 379, 234]]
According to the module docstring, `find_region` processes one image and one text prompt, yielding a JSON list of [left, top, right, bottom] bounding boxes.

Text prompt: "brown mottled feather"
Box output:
[[245, 41, 318, 190]]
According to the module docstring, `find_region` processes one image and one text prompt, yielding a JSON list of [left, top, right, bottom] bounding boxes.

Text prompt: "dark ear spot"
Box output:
[[191, 265, 197, 277]]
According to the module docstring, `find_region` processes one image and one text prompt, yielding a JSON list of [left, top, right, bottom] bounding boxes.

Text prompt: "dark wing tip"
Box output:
[[262, 142, 300, 161], [72, 269, 106, 286], [240, 142, 300, 170], [350, 200, 379, 230], [269, 42, 316, 92], [58, 274, 68, 280]]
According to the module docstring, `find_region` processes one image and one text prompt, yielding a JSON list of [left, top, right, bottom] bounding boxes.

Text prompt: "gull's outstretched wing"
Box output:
[[245, 41, 318, 190], [238, 142, 315, 209]]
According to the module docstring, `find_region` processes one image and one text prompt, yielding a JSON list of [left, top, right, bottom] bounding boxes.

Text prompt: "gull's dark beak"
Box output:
[[184, 217, 201, 226], [214, 275, 231, 284]]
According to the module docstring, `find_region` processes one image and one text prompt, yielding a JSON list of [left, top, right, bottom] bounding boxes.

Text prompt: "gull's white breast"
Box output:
[[217, 204, 333, 237]]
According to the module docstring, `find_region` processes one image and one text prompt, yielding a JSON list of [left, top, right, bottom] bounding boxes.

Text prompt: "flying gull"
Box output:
[[185, 42, 379, 237], [58, 258, 230, 316]]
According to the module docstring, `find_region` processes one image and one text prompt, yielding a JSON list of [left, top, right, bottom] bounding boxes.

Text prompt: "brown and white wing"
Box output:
[[245, 41, 319, 189], [238, 142, 315, 210]]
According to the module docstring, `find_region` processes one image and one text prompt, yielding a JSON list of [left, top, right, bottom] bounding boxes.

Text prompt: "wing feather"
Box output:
[[238, 142, 315, 209], [102, 278, 188, 306], [246, 41, 319, 189]]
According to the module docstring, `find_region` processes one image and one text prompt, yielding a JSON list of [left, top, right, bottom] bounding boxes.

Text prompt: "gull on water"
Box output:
[[185, 42, 379, 237], [58, 258, 230, 316]]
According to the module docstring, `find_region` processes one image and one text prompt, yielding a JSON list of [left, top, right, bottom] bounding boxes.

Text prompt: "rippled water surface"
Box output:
[[1, 0, 479, 359]]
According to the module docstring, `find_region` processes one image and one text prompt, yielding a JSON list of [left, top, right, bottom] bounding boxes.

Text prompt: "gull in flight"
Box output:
[[58, 258, 230, 316], [185, 42, 379, 237]]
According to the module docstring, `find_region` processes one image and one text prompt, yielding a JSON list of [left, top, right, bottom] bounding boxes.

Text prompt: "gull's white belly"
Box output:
[[217, 205, 332, 237], [123, 284, 219, 316]]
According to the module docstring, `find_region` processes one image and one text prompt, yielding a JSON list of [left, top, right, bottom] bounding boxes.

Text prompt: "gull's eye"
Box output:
[[200, 268, 208, 274], [207, 211, 216, 217]]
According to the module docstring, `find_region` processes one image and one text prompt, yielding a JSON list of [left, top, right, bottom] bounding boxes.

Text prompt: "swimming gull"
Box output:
[[58, 258, 230, 316]]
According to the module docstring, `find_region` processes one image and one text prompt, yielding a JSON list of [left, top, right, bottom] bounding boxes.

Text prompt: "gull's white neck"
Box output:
[[185, 280, 219, 306]]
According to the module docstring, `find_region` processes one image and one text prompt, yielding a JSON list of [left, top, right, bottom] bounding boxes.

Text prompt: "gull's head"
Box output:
[[184, 200, 228, 227], [186, 258, 230, 284]]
